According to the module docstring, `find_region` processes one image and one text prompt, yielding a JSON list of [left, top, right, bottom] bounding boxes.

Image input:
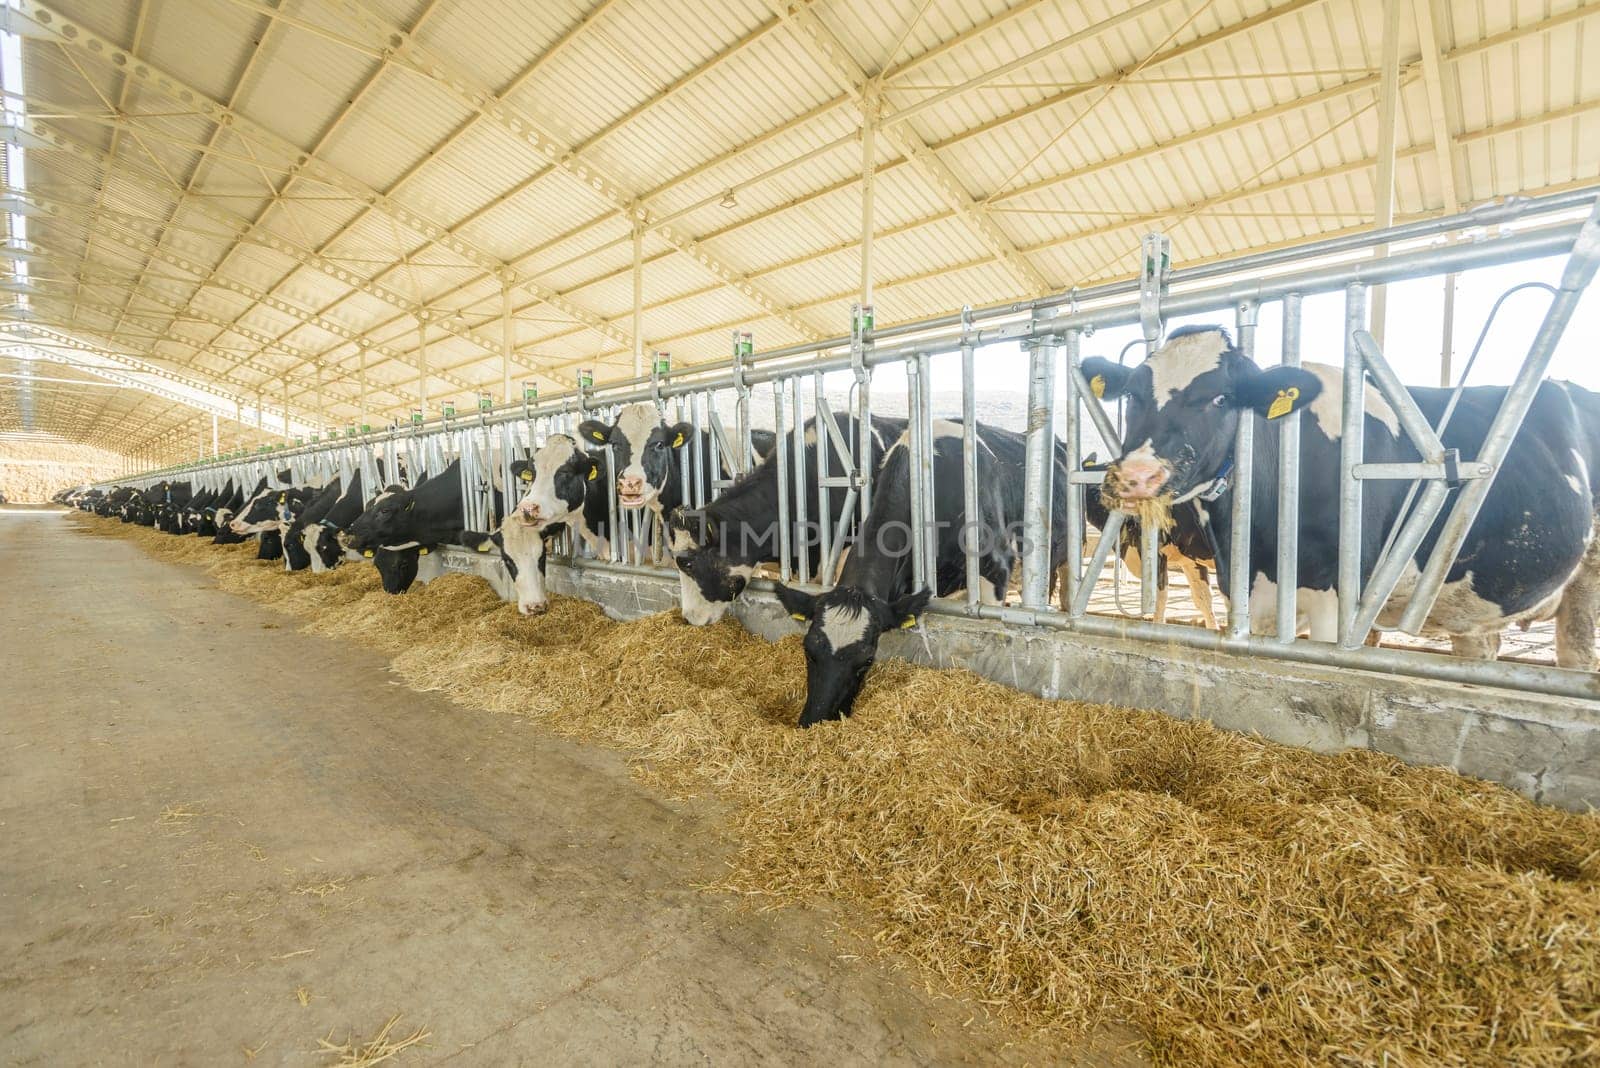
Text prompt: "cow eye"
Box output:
[[1211, 394, 1228, 407]]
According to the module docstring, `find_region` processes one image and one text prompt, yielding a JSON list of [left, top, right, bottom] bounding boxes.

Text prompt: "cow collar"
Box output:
[[319, 518, 343, 530], [1177, 458, 1235, 505]]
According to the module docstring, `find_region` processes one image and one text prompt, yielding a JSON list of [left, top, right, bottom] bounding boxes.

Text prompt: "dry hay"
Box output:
[[316, 1014, 428, 1066], [82, 513, 1600, 1066]]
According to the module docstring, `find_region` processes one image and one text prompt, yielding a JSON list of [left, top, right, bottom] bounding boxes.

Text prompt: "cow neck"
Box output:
[[835, 445, 916, 604], [703, 453, 782, 560]]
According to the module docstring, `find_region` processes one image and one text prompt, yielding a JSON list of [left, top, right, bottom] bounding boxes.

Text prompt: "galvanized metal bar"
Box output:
[[906, 355, 927, 592], [1072, 509, 1127, 617], [1398, 201, 1600, 633], [1275, 293, 1303, 643], [1021, 317, 1058, 608], [813, 372, 834, 585], [790, 375, 810, 585], [1337, 284, 1369, 644], [1067, 364, 1123, 456], [916, 350, 937, 592], [1226, 300, 1259, 641], [1351, 330, 1449, 460], [1062, 326, 1084, 614], [960, 307, 981, 613], [773, 380, 792, 583]]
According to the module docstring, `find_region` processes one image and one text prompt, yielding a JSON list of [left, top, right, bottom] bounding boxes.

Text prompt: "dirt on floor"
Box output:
[[0, 505, 1140, 1066]]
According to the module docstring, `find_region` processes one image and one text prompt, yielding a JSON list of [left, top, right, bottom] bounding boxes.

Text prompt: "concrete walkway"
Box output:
[[0, 507, 1129, 1066]]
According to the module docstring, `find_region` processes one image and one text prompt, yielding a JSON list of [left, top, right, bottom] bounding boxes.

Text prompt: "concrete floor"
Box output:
[[0, 506, 1135, 1066]]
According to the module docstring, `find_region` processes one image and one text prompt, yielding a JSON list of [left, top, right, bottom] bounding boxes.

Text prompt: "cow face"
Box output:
[[773, 583, 931, 726], [229, 490, 283, 534], [578, 403, 690, 511], [512, 434, 601, 526], [345, 484, 412, 550], [305, 525, 344, 572], [666, 508, 753, 626], [373, 545, 421, 594], [463, 526, 551, 615], [1082, 326, 1321, 507]]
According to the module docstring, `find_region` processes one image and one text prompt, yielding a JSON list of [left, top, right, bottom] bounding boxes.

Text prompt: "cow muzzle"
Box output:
[[515, 501, 543, 524], [1105, 455, 1170, 502], [617, 475, 649, 508]]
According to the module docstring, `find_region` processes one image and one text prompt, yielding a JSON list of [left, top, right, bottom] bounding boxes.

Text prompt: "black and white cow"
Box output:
[[283, 477, 343, 572], [665, 414, 907, 625], [372, 545, 422, 594], [1082, 456, 1218, 629], [774, 421, 1075, 726], [1082, 325, 1600, 666], [303, 470, 372, 572], [346, 460, 467, 554], [578, 402, 776, 517], [461, 436, 613, 615]]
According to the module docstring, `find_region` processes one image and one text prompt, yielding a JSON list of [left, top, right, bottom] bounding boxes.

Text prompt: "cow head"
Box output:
[[578, 402, 690, 511], [773, 583, 931, 726], [283, 526, 312, 571], [666, 507, 753, 626], [373, 545, 421, 594], [510, 434, 602, 527], [345, 484, 412, 550], [1081, 326, 1321, 507], [304, 524, 344, 572], [462, 525, 552, 615], [229, 490, 283, 535]]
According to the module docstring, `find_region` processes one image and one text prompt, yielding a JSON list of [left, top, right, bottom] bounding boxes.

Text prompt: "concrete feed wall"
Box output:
[[416, 547, 1600, 812]]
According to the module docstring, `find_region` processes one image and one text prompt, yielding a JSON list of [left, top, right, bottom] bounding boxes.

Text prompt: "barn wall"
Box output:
[[417, 548, 1600, 812], [0, 438, 122, 501]]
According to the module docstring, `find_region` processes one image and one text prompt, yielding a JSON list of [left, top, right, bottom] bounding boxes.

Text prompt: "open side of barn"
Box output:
[[0, 506, 1124, 1066]]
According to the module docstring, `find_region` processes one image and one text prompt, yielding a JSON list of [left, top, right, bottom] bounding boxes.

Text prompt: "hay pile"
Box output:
[[81, 513, 1600, 1066]]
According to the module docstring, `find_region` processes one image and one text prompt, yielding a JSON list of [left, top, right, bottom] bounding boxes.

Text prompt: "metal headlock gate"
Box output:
[[109, 186, 1600, 704]]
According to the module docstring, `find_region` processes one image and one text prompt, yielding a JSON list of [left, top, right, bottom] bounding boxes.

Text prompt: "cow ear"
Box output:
[[773, 583, 816, 623], [668, 421, 693, 449], [1079, 357, 1134, 401], [405, 499, 415, 511], [578, 419, 613, 446], [1236, 366, 1322, 421], [889, 587, 933, 630], [460, 529, 494, 552]]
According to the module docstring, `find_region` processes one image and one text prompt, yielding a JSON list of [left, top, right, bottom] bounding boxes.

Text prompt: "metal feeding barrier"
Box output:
[[111, 187, 1600, 702]]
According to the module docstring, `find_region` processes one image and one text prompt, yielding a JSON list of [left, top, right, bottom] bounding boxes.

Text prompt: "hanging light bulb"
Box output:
[[719, 189, 738, 209]]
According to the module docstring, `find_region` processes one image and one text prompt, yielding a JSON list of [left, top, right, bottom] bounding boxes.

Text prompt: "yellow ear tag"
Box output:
[[790, 613, 807, 622], [277, 493, 286, 503], [362, 549, 374, 558], [519, 471, 533, 482], [477, 540, 494, 552], [1090, 374, 1106, 399], [418, 547, 429, 555], [590, 428, 608, 442], [587, 466, 598, 481], [899, 615, 918, 629], [672, 432, 686, 448], [1266, 386, 1300, 420]]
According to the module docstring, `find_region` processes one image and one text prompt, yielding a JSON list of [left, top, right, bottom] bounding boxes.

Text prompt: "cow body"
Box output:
[[775, 421, 1074, 725], [667, 414, 907, 625], [463, 436, 613, 615], [1084, 326, 1600, 666]]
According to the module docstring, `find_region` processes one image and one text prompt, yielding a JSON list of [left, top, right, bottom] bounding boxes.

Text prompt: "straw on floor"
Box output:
[[87, 514, 1600, 1067]]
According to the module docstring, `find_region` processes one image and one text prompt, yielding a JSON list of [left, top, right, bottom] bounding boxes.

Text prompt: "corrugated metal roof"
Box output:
[[4, 0, 1598, 460]]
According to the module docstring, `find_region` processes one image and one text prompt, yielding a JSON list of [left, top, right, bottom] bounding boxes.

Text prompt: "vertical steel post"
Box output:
[[1275, 293, 1303, 643], [1021, 313, 1057, 608], [501, 277, 514, 408], [852, 303, 874, 524], [1226, 300, 1259, 641], [416, 315, 429, 411], [1062, 326, 1084, 614], [916, 350, 936, 589], [791, 376, 809, 585], [1439, 273, 1457, 387], [632, 222, 644, 378], [1369, 0, 1404, 347], [906, 354, 926, 592], [960, 307, 980, 613], [773, 381, 792, 583], [1337, 283, 1369, 644], [210, 412, 218, 457], [813, 371, 833, 585]]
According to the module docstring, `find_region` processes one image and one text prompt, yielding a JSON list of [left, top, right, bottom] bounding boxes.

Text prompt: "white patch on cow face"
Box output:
[[303, 527, 328, 573], [519, 435, 582, 526], [1150, 330, 1227, 403], [820, 605, 870, 651], [498, 519, 548, 614], [1300, 363, 1401, 440], [372, 489, 396, 507], [615, 403, 659, 479], [1567, 448, 1590, 498], [669, 525, 697, 553], [678, 570, 725, 626]]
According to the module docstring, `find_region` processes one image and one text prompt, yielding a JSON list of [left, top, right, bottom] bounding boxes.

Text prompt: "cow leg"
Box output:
[[1556, 531, 1600, 670], [1183, 561, 1217, 630], [1450, 632, 1502, 660]]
